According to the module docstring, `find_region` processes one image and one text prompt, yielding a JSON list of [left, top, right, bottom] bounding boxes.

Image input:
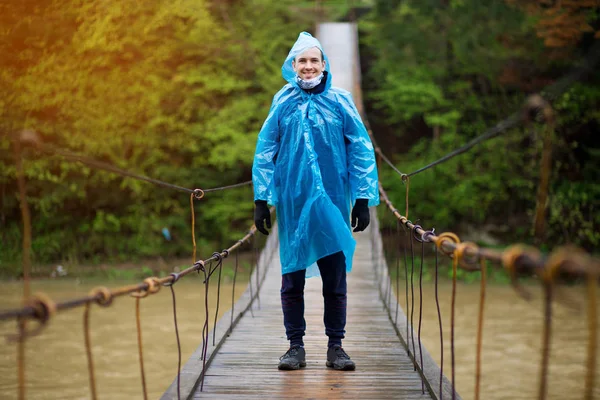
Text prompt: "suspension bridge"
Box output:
[[2, 21, 599, 400]]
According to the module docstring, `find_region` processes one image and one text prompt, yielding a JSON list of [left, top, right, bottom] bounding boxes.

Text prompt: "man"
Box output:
[[252, 32, 379, 371]]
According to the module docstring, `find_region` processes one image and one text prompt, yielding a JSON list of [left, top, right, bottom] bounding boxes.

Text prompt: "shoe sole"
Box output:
[[278, 361, 307, 370], [326, 361, 356, 371]]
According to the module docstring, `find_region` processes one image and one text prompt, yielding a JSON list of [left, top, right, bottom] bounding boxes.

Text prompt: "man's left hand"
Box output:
[[351, 199, 370, 232]]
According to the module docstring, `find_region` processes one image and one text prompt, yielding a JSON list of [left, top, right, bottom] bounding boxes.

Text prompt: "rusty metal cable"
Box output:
[[131, 278, 160, 400], [14, 137, 32, 400], [406, 113, 522, 177], [449, 249, 458, 400], [230, 250, 240, 334], [201, 267, 209, 361], [163, 276, 182, 400], [248, 242, 255, 318], [475, 258, 487, 400], [373, 144, 407, 178], [395, 220, 401, 325], [403, 226, 410, 357], [203, 180, 253, 193], [82, 310, 94, 394], [403, 175, 410, 220], [377, 182, 595, 278], [212, 252, 225, 346], [254, 244, 261, 310], [199, 267, 209, 391], [435, 234, 461, 400], [83, 287, 112, 400], [585, 269, 597, 400], [539, 281, 552, 400], [401, 42, 600, 179], [134, 297, 149, 400], [191, 194, 199, 265], [17, 319, 25, 400], [434, 245, 444, 400], [418, 238, 425, 394], [387, 224, 393, 309], [409, 227, 417, 370]]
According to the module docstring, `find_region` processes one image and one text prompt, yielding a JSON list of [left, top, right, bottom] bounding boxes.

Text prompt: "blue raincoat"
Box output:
[[252, 32, 379, 277]]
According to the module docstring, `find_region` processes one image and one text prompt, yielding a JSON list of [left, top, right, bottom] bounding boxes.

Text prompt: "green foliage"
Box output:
[[0, 0, 316, 273], [364, 0, 600, 250]]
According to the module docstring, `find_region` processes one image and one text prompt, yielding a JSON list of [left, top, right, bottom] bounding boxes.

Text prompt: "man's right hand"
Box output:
[[254, 200, 271, 235]]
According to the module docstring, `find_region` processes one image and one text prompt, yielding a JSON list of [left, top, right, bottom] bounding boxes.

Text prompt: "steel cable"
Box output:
[[212, 253, 225, 346], [418, 238, 425, 394], [475, 257, 487, 400], [83, 303, 97, 400], [585, 270, 597, 400], [135, 297, 149, 400], [20, 131, 252, 196], [230, 250, 240, 335], [409, 228, 417, 370], [539, 282, 552, 400], [403, 226, 410, 358], [200, 267, 209, 391], [248, 243, 255, 318], [254, 244, 261, 310], [168, 284, 182, 400], [434, 245, 444, 400], [394, 220, 401, 325], [393, 41, 600, 179], [406, 113, 522, 177]]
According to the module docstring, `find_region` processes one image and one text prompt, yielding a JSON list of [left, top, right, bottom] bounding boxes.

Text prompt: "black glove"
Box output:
[[254, 200, 271, 235], [351, 199, 370, 232]]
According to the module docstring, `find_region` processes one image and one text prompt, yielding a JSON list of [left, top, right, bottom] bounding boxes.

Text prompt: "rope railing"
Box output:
[[1, 214, 274, 399], [0, 223, 261, 322], [373, 183, 599, 400], [4, 132, 275, 399]]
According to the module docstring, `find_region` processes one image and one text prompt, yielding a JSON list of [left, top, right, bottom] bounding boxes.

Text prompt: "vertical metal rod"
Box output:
[[584, 273, 597, 400], [418, 240, 425, 394], [395, 220, 400, 325], [230, 251, 239, 334], [475, 259, 487, 400], [403, 227, 410, 356], [538, 283, 552, 400], [213, 259, 223, 346], [434, 246, 444, 400], [135, 298, 148, 400], [14, 138, 31, 400], [410, 231, 416, 369], [169, 286, 182, 400], [451, 255, 457, 400], [248, 240, 255, 318]]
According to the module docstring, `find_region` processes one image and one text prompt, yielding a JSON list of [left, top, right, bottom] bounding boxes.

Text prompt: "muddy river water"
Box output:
[[0, 278, 598, 399]]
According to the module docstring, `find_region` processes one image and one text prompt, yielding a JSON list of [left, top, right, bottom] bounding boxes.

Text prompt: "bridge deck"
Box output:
[[193, 225, 430, 399]]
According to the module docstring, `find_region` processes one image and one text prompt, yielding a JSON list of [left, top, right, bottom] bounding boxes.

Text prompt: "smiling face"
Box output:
[[292, 47, 326, 80]]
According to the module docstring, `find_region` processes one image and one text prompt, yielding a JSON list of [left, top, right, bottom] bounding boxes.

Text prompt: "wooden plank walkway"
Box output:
[[163, 22, 457, 400], [193, 223, 431, 399]]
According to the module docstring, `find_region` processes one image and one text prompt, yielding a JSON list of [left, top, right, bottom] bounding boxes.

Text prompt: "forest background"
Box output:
[[0, 0, 598, 278]]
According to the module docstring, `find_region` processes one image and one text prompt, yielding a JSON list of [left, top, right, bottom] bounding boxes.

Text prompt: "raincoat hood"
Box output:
[[282, 32, 332, 91]]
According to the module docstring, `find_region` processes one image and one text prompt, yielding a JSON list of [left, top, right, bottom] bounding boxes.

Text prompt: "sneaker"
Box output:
[[326, 345, 356, 371], [278, 346, 306, 370]]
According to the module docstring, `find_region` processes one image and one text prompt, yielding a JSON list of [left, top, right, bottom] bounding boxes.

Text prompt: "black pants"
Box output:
[[280, 251, 347, 348]]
